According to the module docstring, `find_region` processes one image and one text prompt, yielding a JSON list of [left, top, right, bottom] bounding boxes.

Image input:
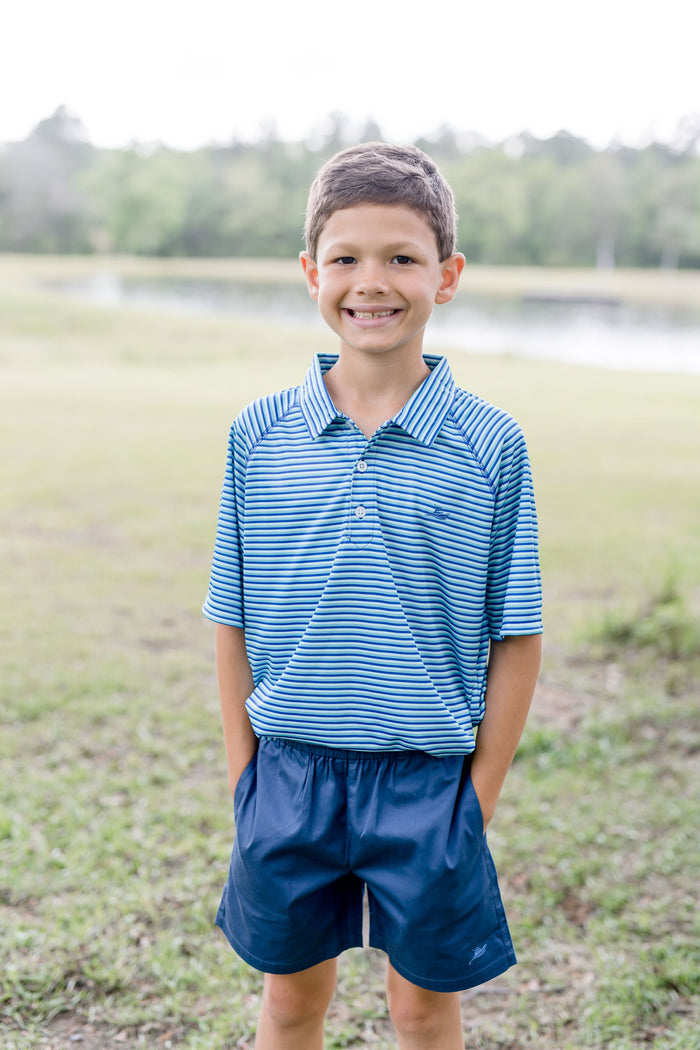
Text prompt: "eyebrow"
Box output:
[[322, 240, 425, 256]]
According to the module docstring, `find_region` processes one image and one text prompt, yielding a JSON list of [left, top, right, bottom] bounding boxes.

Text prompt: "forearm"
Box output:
[[215, 623, 258, 798], [470, 633, 542, 828]]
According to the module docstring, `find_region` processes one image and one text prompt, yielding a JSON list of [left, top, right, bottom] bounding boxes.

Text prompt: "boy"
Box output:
[[203, 143, 543, 1050]]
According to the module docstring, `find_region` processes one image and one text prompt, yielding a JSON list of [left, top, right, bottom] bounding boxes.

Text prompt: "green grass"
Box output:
[[1, 256, 699, 1048]]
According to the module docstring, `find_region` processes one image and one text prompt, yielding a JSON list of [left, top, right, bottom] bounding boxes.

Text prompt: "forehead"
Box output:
[[317, 203, 439, 253]]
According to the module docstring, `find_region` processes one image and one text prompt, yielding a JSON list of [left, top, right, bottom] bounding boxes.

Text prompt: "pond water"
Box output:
[[51, 273, 700, 375]]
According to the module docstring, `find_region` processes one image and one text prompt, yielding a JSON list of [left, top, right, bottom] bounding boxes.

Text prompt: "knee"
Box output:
[[387, 985, 443, 1041], [386, 971, 461, 1044]]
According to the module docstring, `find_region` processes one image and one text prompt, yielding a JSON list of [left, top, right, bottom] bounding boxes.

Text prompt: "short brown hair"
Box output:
[[304, 142, 458, 261]]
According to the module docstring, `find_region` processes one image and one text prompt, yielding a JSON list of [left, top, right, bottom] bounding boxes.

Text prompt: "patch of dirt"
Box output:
[[530, 678, 593, 732], [33, 1016, 181, 1050]]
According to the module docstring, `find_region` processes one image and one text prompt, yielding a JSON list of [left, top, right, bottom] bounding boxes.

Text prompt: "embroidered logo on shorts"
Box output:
[[470, 943, 488, 964]]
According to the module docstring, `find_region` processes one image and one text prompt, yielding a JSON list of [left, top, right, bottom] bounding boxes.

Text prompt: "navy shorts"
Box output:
[[216, 737, 516, 992]]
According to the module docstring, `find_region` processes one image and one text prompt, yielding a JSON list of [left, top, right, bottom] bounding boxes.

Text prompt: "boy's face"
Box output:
[[300, 204, 464, 363]]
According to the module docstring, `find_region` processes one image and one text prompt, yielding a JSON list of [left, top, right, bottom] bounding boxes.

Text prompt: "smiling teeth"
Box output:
[[351, 310, 395, 319]]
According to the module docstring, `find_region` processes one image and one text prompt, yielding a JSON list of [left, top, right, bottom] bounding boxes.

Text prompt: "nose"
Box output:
[[354, 261, 388, 296]]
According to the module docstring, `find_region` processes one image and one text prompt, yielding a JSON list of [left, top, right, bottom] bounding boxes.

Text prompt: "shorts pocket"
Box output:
[[233, 750, 258, 823], [441, 759, 484, 875], [465, 773, 485, 839]]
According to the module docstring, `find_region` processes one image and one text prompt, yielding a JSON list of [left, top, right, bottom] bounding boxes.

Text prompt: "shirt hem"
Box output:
[[202, 605, 245, 628]]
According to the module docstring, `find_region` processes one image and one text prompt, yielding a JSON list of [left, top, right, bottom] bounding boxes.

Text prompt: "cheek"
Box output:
[[402, 272, 433, 294], [316, 277, 345, 305], [409, 281, 439, 309]]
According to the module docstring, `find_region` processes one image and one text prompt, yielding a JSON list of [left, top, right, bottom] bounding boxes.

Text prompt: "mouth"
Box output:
[[345, 308, 400, 320]]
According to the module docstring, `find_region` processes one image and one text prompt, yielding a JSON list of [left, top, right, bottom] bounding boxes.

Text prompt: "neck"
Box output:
[[323, 349, 430, 438], [329, 348, 429, 400]]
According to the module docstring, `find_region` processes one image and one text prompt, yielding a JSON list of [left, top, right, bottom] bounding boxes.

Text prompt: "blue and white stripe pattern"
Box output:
[[203, 354, 542, 755]]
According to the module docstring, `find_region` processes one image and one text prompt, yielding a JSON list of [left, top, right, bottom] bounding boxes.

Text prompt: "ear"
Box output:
[[299, 251, 320, 301], [435, 253, 466, 305]]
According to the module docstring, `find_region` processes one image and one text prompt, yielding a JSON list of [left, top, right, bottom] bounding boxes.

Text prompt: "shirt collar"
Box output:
[[393, 354, 455, 445], [299, 354, 344, 438], [299, 353, 456, 446]]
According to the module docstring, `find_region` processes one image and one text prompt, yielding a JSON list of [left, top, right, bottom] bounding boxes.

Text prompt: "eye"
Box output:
[[335, 256, 356, 265], [392, 255, 414, 265]]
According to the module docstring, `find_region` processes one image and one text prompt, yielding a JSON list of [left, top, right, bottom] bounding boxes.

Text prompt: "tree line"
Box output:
[[1, 106, 700, 268]]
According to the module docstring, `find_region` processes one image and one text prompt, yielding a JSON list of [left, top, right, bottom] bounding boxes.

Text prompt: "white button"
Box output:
[[355, 505, 367, 519], [356, 459, 368, 473]]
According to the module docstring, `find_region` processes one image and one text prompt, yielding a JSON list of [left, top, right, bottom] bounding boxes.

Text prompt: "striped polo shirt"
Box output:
[[203, 353, 542, 755]]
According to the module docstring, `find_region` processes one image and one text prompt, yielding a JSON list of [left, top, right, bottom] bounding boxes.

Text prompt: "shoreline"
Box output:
[[2, 252, 700, 307]]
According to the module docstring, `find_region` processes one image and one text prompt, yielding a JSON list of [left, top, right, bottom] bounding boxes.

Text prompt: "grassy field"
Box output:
[[1, 256, 699, 1049]]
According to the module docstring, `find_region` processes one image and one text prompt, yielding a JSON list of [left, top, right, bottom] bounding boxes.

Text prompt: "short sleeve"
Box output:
[[485, 426, 543, 640], [202, 422, 245, 627]]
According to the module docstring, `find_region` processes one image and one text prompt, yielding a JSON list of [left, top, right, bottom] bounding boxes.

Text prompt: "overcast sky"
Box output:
[[4, 0, 699, 150]]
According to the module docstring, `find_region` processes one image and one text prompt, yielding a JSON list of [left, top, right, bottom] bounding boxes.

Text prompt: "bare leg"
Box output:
[[254, 958, 337, 1050], [386, 961, 464, 1050]]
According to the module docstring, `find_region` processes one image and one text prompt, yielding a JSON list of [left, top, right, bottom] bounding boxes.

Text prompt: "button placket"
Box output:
[[349, 443, 375, 544]]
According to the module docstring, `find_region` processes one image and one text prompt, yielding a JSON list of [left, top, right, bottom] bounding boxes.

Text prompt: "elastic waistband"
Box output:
[[260, 736, 465, 765]]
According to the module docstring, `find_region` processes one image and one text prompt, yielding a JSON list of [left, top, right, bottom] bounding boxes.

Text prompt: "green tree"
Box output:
[[520, 155, 595, 265], [80, 147, 193, 255], [650, 163, 700, 268], [446, 148, 529, 263]]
